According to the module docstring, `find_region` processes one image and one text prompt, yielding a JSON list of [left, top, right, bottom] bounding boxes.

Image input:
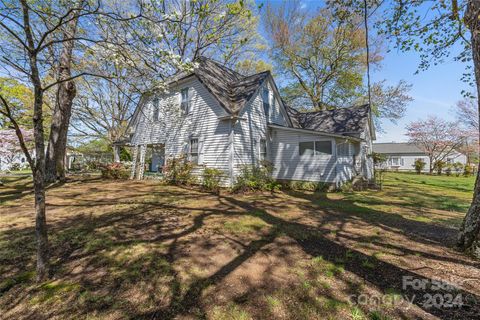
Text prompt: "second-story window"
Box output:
[[181, 88, 190, 114], [262, 88, 270, 119]]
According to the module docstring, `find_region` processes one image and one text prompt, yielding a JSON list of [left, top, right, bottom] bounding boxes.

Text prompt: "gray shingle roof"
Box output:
[[175, 57, 270, 115], [287, 104, 371, 136], [373, 143, 423, 154], [172, 58, 371, 137]]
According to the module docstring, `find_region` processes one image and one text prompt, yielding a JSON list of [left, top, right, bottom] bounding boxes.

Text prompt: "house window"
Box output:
[[390, 157, 403, 166], [299, 141, 332, 156], [181, 88, 190, 114], [260, 139, 267, 161], [190, 138, 198, 164], [150, 97, 160, 121], [315, 141, 332, 155], [299, 141, 315, 156], [262, 88, 270, 118]]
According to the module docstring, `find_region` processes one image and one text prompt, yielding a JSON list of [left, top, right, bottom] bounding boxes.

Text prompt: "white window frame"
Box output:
[[299, 140, 332, 156], [189, 138, 198, 164], [259, 139, 267, 161], [262, 88, 270, 119], [390, 157, 400, 166], [181, 88, 190, 114]]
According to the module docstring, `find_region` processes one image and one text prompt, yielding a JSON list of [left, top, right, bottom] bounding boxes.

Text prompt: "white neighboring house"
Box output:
[[121, 57, 376, 187], [0, 151, 30, 171], [372, 142, 468, 172]]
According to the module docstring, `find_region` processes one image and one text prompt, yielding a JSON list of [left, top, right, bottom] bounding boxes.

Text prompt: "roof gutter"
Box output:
[[268, 124, 363, 142]]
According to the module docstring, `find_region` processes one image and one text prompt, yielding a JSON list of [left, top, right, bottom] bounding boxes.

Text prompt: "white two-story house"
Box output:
[[121, 57, 375, 187]]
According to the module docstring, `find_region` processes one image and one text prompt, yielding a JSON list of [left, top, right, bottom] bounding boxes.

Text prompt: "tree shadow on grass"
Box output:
[[1, 180, 479, 320], [131, 190, 479, 320]]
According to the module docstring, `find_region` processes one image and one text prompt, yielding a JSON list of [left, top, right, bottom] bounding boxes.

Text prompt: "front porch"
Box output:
[[113, 142, 166, 180]]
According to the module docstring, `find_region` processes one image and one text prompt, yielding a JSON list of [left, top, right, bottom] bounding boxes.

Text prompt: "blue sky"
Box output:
[[258, 0, 473, 143], [371, 49, 471, 142]]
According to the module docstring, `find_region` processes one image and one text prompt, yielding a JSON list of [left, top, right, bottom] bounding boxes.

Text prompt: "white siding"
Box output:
[[270, 128, 337, 183], [130, 77, 232, 184], [266, 81, 288, 126], [233, 86, 267, 177], [336, 140, 355, 185]]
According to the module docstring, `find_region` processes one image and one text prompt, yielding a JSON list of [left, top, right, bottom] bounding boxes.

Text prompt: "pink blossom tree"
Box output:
[[406, 116, 467, 173]]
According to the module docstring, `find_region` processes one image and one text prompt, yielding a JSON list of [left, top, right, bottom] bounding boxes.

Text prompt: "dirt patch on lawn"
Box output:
[[0, 175, 478, 319]]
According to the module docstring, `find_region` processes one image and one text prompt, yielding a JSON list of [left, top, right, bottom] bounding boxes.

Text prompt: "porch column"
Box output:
[[137, 144, 147, 180], [113, 145, 121, 163], [130, 145, 139, 179]]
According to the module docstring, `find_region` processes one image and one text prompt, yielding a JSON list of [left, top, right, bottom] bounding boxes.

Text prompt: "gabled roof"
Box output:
[[373, 143, 423, 154], [286, 104, 372, 137], [174, 57, 270, 115]]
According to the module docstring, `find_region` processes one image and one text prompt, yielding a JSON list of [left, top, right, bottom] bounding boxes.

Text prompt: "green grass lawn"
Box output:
[[0, 172, 478, 320], [328, 172, 475, 228]]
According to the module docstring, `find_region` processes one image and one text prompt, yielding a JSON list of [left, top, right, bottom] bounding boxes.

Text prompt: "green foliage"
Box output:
[[233, 161, 280, 192], [202, 167, 225, 193], [433, 160, 446, 175], [445, 164, 453, 176], [0, 77, 34, 129], [282, 180, 330, 192], [464, 163, 474, 176], [453, 162, 464, 176], [163, 155, 196, 185], [120, 147, 131, 161], [235, 59, 273, 76], [76, 138, 112, 154], [340, 181, 353, 193], [370, 152, 387, 189], [99, 163, 129, 179], [413, 158, 426, 174], [265, 4, 371, 109], [370, 152, 386, 166]]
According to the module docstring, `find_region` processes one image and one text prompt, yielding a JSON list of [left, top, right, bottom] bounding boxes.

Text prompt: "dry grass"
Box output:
[[0, 172, 478, 320]]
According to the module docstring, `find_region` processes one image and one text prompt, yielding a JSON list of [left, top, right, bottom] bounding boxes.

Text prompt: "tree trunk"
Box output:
[[458, 0, 480, 258], [45, 12, 79, 183]]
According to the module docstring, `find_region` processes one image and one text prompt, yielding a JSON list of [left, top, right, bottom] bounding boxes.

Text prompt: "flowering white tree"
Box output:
[[406, 116, 467, 173], [0, 0, 257, 281], [0, 129, 33, 171]]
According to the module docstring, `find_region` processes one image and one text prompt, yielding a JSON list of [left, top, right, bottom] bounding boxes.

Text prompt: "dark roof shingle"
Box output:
[[173, 58, 371, 137], [373, 143, 424, 154], [176, 57, 269, 115], [287, 104, 371, 136]]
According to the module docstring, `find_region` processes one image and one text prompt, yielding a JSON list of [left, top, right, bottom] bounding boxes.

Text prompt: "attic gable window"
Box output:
[[152, 98, 160, 122], [181, 88, 190, 114], [262, 88, 270, 118]]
